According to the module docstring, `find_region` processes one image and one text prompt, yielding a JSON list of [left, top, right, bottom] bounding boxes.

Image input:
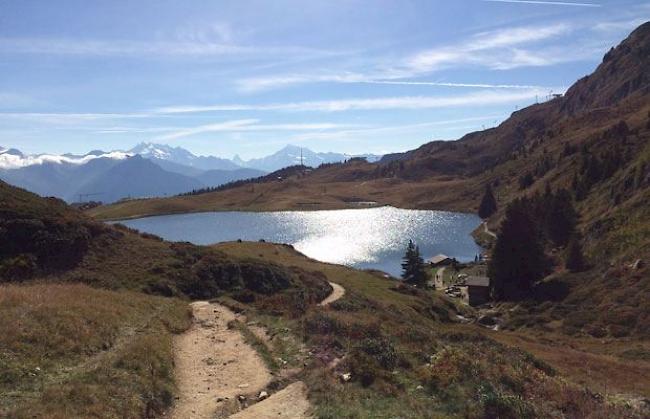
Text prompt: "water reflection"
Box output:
[[117, 206, 482, 277]]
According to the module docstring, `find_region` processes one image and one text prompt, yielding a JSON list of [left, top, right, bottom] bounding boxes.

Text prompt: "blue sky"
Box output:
[[0, 0, 648, 158]]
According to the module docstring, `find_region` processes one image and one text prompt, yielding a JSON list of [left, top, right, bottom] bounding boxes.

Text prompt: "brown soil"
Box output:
[[169, 301, 272, 419], [319, 282, 345, 306], [228, 381, 312, 419]]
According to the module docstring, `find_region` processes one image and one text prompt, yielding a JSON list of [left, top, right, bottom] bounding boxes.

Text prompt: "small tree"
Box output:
[[401, 240, 426, 286], [478, 184, 498, 219], [565, 233, 586, 272]]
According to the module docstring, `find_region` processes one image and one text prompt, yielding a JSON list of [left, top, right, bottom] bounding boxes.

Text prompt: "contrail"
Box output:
[[362, 80, 546, 89], [482, 0, 601, 7]]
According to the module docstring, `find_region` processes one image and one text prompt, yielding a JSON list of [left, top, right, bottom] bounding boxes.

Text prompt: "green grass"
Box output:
[[228, 319, 280, 372]]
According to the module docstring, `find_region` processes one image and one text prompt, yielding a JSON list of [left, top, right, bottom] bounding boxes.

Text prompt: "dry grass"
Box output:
[[0, 283, 190, 418], [216, 241, 649, 418]]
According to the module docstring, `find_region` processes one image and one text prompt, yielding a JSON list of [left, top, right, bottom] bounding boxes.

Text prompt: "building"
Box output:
[[428, 254, 453, 267], [460, 276, 490, 306], [433, 268, 446, 289]]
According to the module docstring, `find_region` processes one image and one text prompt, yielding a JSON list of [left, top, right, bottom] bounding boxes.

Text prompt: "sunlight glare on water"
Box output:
[[117, 206, 482, 277]]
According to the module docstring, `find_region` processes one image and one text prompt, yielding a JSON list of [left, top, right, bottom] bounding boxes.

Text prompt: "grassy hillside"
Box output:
[[0, 180, 330, 302], [0, 283, 190, 418], [215, 242, 649, 418], [0, 181, 330, 417]]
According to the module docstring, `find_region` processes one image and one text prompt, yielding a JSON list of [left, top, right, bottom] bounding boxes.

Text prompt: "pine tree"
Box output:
[[488, 199, 547, 300], [543, 189, 578, 247], [478, 184, 498, 219], [565, 233, 586, 272], [401, 240, 426, 286]]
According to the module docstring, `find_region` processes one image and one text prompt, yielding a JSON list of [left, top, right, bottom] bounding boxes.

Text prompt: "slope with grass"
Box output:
[[0, 283, 190, 418], [0, 180, 331, 418], [214, 241, 649, 418]]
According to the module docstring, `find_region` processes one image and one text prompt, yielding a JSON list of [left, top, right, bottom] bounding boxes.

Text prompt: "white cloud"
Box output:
[[359, 80, 544, 89], [153, 88, 550, 114], [407, 23, 571, 72], [236, 72, 547, 93], [481, 0, 601, 7], [153, 120, 357, 141], [235, 23, 574, 93], [0, 112, 151, 126], [0, 37, 340, 59], [0, 150, 130, 170]]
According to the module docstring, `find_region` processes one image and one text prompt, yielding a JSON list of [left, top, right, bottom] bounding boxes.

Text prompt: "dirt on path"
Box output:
[[319, 282, 345, 306], [483, 221, 497, 238], [169, 301, 272, 419], [228, 381, 312, 419]]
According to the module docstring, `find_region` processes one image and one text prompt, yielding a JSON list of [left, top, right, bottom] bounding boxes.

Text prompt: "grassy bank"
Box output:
[[0, 283, 191, 418]]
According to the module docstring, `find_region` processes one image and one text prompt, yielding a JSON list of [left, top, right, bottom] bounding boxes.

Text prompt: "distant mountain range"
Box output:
[[233, 144, 382, 172], [0, 143, 382, 203]]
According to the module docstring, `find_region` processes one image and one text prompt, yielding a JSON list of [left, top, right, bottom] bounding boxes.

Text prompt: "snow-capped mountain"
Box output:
[[233, 145, 382, 172], [0, 143, 381, 203], [0, 146, 262, 203], [129, 142, 241, 171]]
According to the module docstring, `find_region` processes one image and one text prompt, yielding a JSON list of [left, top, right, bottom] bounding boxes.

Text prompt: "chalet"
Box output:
[[460, 276, 490, 306], [428, 254, 453, 267]]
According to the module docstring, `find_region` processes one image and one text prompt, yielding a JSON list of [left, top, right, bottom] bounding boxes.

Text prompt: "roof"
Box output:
[[428, 254, 451, 264], [464, 276, 490, 287]]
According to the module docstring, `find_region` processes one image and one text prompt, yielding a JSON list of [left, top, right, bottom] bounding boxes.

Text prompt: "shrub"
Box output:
[[357, 337, 397, 369]]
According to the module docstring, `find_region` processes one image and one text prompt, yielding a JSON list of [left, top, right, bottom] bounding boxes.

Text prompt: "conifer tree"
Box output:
[[565, 233, 586, 272], [478, 184, 498, 219], [401, 240, 426, 286], [488, 199, 547, 300], [544, 189, 578, 247]]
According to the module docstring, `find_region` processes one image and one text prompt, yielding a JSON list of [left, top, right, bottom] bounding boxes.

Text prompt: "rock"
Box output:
[[416, 385, 424, 390], [237, 383, 250, 389], [340, 372, 352, 382], [258, 391, 269, 400], [238, 395, 246, 402], [629, 259, 644, 270], [477, 315, 497, 326]]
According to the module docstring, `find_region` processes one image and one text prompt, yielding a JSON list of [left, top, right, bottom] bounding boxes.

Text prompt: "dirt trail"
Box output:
[[169, 301, 272, 419], [319, 282, 345, 306], [170, 288, 342, 418], [228, 381, 311, 419], [483, 222, 497, 238]]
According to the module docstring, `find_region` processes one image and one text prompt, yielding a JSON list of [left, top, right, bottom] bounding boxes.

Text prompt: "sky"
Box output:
[[0, 0, 648, 159]]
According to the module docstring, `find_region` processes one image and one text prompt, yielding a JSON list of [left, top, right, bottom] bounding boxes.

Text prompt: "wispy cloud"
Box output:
[[0, 37, 341, 60], [0, 112, 151, 125], [235, 22, 576, 93], [154, 120, 359, 141], [154, 88, 549, 114], [481, 0, 601, 7], [236, 73, 547, 93], [359, 80, 545, 89], [407, 23, 571, 71]]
